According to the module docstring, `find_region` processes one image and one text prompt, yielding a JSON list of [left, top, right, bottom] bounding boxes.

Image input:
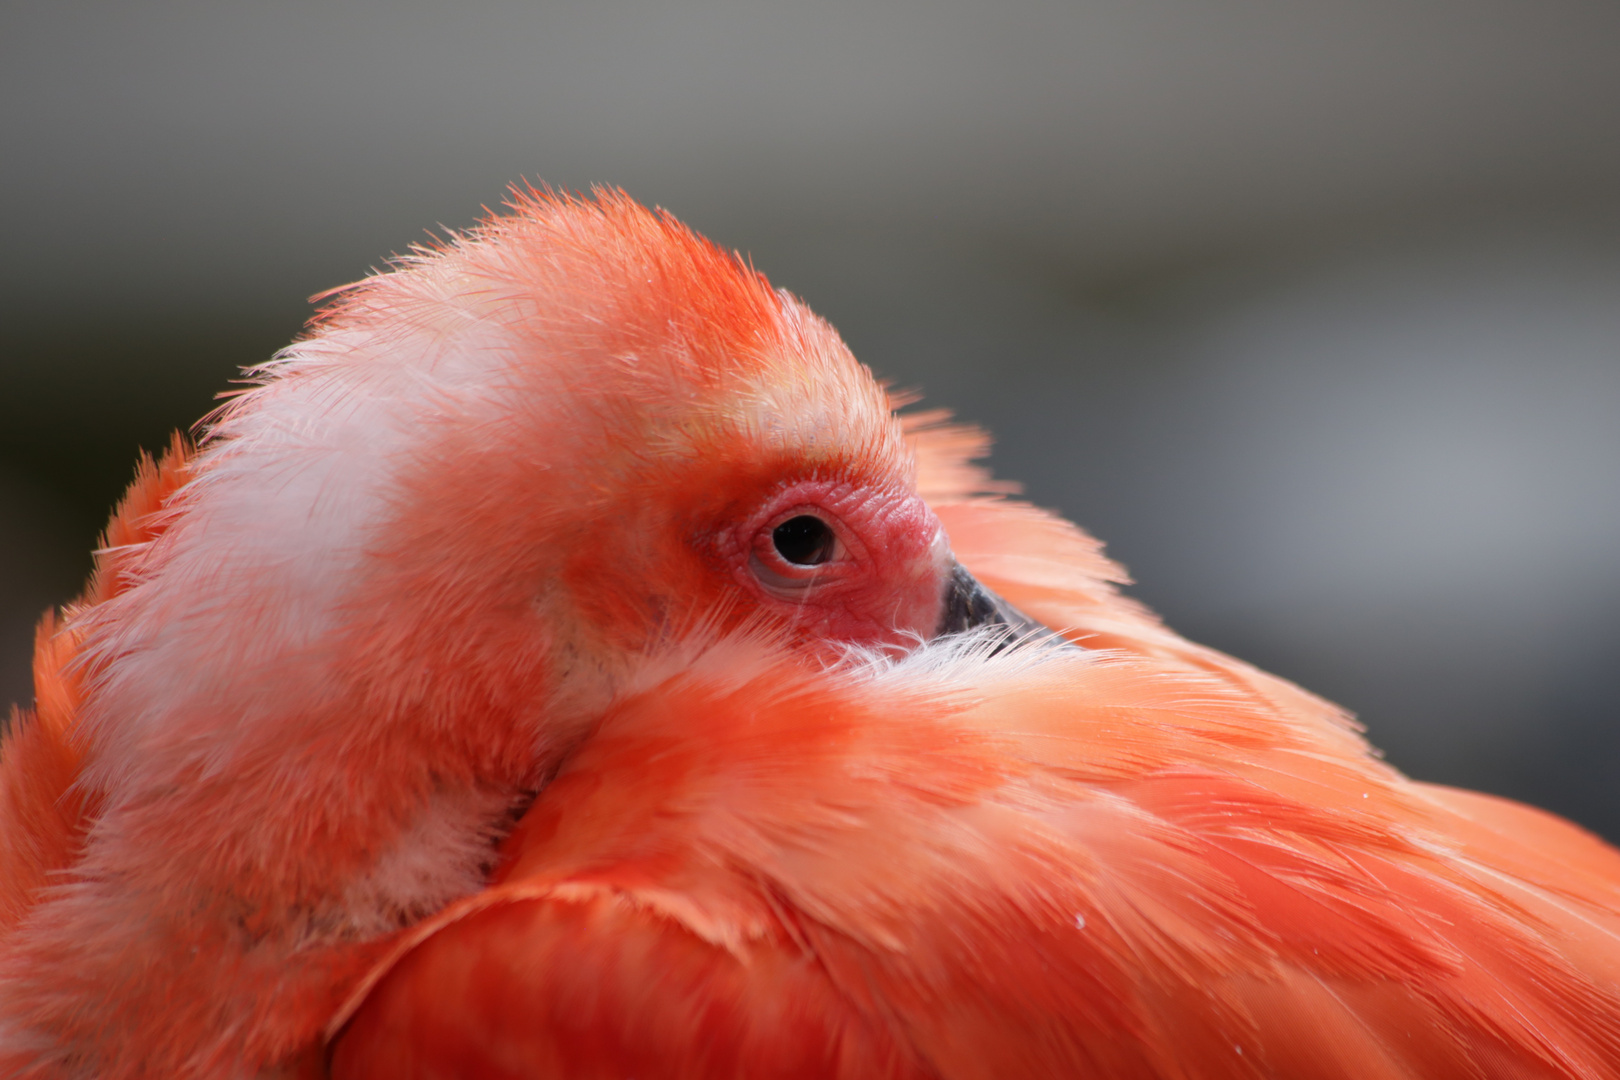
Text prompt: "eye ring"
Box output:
[[743, 505, 857, 596]]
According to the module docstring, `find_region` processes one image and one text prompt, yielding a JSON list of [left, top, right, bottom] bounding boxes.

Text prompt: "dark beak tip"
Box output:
[[936, 562, 1048, 643], [938, 562, 1000, 636]]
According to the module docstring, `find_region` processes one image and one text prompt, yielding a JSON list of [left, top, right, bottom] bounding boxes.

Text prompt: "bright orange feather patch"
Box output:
[[330, 638, 1620, 1077]]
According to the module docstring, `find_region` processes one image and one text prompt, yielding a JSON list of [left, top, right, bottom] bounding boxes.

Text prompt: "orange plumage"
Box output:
[[3, 190, 1619, 1078]]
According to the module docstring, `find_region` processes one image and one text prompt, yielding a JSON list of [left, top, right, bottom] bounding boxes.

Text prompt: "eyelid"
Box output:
[[748, 507, 853, 593], [748, 549, 827, 592]]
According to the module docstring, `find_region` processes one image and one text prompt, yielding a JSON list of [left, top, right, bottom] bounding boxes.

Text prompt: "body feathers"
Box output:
[[2, 191, 1617, 1079]]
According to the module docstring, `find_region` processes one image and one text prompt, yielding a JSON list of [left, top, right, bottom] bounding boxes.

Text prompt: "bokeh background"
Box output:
[[4, 2, 1619, 833]]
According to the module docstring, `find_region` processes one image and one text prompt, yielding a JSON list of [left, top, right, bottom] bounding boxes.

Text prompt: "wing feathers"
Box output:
[[332, 884, 925, 1080], [334, 647, 1620, 1077]]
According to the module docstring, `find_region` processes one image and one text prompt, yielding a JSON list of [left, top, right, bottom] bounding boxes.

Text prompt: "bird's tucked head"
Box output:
[[333, 189, 979, 667], [4, 190, 1051, 1079], [79, 189, 1012, 792]]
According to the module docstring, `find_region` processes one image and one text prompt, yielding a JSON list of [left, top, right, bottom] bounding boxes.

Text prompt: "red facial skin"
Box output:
[[716, 478, 951, 651], [553, 454, 953, 661]]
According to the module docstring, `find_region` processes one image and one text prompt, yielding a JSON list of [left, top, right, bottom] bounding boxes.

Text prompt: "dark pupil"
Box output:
[[772, 516, 836, 566]]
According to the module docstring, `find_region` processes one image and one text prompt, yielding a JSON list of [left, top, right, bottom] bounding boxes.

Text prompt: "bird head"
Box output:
[[11, 189, 1041, 1080], [316, 191, 999, 691], [79, 190, 1017, 804]]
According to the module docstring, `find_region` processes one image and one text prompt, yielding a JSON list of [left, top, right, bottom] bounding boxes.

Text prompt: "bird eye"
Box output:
[[772, 515, 837, 566]]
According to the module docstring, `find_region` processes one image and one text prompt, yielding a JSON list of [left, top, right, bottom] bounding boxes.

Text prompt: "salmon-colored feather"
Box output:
[[3, 190, 1618, 1079], [330, 638, 1620, 1078], [333, 393, 1620, 1077], [0, 433, 191, 930]]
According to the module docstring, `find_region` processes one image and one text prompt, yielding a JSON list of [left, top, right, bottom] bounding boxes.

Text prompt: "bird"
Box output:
[[3, 188, 1620, 1079]]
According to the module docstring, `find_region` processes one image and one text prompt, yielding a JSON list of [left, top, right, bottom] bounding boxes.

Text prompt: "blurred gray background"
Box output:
[[4, 2, 1618, 833]]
